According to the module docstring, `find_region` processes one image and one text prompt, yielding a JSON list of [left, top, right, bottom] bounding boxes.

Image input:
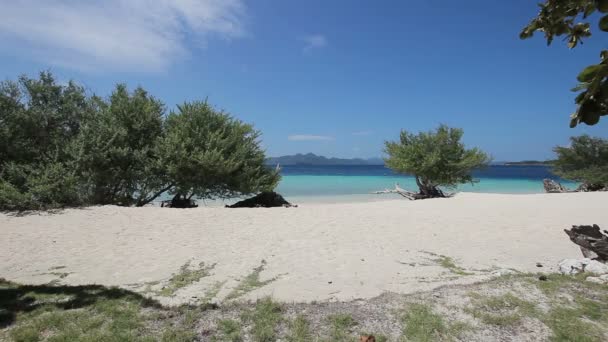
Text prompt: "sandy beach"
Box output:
[[2, 192, 607, 305]]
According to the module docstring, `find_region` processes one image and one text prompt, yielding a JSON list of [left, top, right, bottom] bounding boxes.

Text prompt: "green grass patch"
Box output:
[[286, 315, 313, 342], [434, 255, 473, 276], [225, 260, 279, 300], [466, 292, 538, 327], [157, 261, 215, 297], [0, 279, 196, 342], [212, 319, 243, 342], [401, 303, 470, 342], [242, 297, 283, 342], [326, 313, 357, 342]]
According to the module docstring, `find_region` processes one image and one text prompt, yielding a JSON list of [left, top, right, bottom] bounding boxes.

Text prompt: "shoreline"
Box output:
[[2, 192, 607, 305]]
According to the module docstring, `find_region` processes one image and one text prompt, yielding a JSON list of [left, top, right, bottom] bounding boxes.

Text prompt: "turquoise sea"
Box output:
[[274, 165, 576, 202]]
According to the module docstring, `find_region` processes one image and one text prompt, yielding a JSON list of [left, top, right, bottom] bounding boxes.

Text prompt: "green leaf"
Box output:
[[577, 64, 604, 82], [600, 15, 608, 32]]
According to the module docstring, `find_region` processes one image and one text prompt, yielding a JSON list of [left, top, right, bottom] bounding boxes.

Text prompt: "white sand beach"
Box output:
[[2, 192, 607, 305]]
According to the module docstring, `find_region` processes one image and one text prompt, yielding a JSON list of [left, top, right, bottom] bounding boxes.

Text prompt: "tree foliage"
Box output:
[[0, 72, 278, 211], [521, 0, 608, 127], [159, 102, 280, 202], [553, 135, 608, 189], [0, 72, 91, 210], [384, 125, 491, 197], [75, 85, 166, 206]]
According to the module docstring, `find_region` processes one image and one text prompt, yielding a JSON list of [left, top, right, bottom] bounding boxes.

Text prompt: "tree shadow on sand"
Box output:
[[0, 278, 161, 329]]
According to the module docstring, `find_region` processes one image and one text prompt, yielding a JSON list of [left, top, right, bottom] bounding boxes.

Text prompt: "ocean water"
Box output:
[[274, 165, 576, 202]]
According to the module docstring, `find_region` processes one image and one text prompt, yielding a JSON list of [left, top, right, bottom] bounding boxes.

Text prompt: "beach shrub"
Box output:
[[74, 84, 167, 206], [553, 135, 608, 189], [158, 101, 280, 202], [0, 72, 277, 210], [384, 125, 491, 198], [521, 0, 608, 127], [0, 72, 91, 210]]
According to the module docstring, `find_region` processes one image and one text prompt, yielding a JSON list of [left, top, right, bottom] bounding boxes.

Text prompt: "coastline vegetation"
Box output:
[[0, 72, 279, 211], [3, 273, 608, 341], [553, 135, 608, 190], [384, 125, 491, 199]]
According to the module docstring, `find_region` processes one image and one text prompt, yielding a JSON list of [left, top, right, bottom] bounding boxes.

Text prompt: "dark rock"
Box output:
[[539, 275, 548, 281], [161, 194, 198, 208], [536, 263, 543, 268], [576, 183, 608, 192], [226, 191, 296, 208], [543, 179, 569, 193]]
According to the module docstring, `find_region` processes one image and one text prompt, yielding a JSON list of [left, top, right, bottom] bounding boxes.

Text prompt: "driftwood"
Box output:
[[564, 225, 608, 261], [227, 191, 296, 208], [373, 184, 453, 200]]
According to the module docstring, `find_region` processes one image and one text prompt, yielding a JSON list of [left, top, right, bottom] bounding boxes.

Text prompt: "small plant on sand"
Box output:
[[466, 292, 538, 327], [435, 255, 473, 276], [326, 313, 357, 342], [287, 315, 313, 342], [401, 303, 470, 341], [242, 297, 283, 342], [225, 260, 280, 300], [157, 261, 215, 297], [213, 319, 243, 342]]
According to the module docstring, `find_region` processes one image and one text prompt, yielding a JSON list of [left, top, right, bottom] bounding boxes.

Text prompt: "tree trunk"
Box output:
[[415, 176, 446, 199], [136, 183, 174, 207]]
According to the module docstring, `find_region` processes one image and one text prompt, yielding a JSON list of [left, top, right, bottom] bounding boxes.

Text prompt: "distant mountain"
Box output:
[[266, 153, 384, 166]]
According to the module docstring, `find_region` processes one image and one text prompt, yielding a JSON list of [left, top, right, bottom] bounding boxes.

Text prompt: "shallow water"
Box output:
[[275, 165, 576, 200]]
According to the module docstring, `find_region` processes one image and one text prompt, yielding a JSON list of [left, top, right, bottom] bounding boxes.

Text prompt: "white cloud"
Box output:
[[302, 34, 327, 52], [0, 0, 246, 72], [352, 131, 373, 136], [288, 134, 334, 141]]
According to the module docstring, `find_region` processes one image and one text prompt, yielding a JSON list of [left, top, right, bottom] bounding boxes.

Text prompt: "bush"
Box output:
[[158, 101, 280, 202], [0, 72, 278, 211], [553, 135, 608, 189], [384, 125, 491, 198]]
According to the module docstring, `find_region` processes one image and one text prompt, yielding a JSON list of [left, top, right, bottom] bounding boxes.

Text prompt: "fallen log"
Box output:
[[564, 225, 608, 261], [372, 184, 453, 200]]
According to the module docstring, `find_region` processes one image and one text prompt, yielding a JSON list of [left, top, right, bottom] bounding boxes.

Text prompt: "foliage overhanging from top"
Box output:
[[384, 125, 491, 198], [0, 72, 279, 211], [521, 0, 608, 127]]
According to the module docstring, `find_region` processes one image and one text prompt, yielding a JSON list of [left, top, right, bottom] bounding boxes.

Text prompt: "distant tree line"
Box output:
[[0, 72, 279, 211]]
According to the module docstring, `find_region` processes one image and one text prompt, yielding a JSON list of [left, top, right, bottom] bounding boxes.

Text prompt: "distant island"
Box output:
[[266, 154, 556, 167], [266, 153, 384, 166], [503, 160, 555, 166]]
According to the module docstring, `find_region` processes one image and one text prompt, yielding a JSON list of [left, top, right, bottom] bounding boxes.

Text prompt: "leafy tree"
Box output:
[[553, 135, 608, 189], [521, 0, 608, 127], [384, 125, 491, 198], [75, 85, 167, 206], [158, 101, 280, 203], [0, 72, 91, 210]]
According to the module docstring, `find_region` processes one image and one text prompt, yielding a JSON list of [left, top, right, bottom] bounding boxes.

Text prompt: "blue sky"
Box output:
[[0, 0, 606, 161]]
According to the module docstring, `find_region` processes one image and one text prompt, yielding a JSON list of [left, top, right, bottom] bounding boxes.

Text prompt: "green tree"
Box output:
[[158, 101, 280, 203], [0, 72, 92, 210], [75, 85, 167, 206], [553, 135, 608, 190], [384, 125, 491, 199], [521, 0, 608, 127]]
